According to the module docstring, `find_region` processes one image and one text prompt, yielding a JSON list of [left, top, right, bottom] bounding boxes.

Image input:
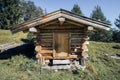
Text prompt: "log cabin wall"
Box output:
[[36, 24, 89, 62]]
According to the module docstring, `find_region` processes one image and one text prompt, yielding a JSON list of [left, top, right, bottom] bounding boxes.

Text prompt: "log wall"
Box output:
[[35, 26, 89, 66]]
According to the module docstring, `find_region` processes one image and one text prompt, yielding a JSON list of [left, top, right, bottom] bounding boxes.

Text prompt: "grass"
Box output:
[[0, 29, 27, 44], [0, 30, 120, 80], [88, 41, 120, 80]]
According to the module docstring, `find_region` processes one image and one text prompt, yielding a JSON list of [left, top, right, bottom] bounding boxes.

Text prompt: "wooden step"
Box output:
[[53, 60, 70, 65], [42, 65, 71, 70]]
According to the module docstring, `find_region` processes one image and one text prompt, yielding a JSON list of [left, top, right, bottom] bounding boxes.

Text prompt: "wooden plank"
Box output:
[[40, 43, 52, 46], [53, 57, 69, 59], [42, 65, 71, 70], [42, 47, 53, 50], [62, 13, 110, 30], [53, 56, 78, 59], [40, 29, 84, 33], [55, 33, 69, 53], [38, 33, 53, 35], [42, 56, 53, 59], [39, 50, 53, 54], [70, 38, 82, 40], [53, 60, 70, 65], [69, 54, 78, 59], [71, 43, 81, 46], [37, 55, 53, 60], [66, 20, 84, 27], [69, 33, 71, 54]]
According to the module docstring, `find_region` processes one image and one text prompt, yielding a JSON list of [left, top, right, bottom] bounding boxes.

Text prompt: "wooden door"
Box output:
[[55, 33, 69, 53]]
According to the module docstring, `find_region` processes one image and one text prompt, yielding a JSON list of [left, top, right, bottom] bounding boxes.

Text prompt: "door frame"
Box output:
[[53, 32, 69, 53]]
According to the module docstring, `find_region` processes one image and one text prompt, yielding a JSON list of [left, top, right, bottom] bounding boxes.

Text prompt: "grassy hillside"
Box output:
[[0, 30, 120, 80], [0, 30, 27, 44]]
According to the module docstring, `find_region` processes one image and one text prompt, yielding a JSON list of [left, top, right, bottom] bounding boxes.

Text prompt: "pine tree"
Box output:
[[0, 0, 43, 29], [23, 1, 43, 21], [90, 5, 113, 42], [113, 14, 120, 42], [71, 4, 83, 15], [22, 1, 43, 41], [0, 0, 25, 29], [112, 29, 120, 42], [115, 14, 120, 30], [91, 6, 106, 21]]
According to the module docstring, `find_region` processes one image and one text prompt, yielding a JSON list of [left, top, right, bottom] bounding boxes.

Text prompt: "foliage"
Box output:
[[91, 6, 106, 21], [115, 14, 120, 30], [89, 29, 113, 42], [0, 0, 43, 29], [0, 0, 25, 29], [112, 29, 120, 43], [27, 32, 36, 42], [22, 1, 43, 41], [90, 5, 113, 42], [23, 0, 43, 21], [113, 14, 120, 43], [71, 4, 83, 15]]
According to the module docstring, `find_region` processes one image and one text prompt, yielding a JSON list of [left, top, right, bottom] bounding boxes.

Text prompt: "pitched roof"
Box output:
[[10, 9, 110, 33]]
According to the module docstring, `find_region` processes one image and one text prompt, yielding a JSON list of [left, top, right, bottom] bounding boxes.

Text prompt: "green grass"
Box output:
[[88, 41, 120, 80], [0, 30, 120, 80], [0, 29, 27, 44]]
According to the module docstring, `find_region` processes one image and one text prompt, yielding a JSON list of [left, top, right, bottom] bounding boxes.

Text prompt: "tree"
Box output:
[[71, 4, 83, 15], [115, 14, 120, 30], [0, 0, 43, 29], [112, 29, 120, 42], [23, 1, 43, 21], [22, 1, 43, 41], [90, 5, 113, 42], [113, 14, 120, 43], [91, 6, 106, 21], [0, 0, 25, 29]]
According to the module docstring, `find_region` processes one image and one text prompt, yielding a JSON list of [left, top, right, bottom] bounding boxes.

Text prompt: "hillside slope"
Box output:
[[0, 30, 27, 44], [0, 30, 120, 80]]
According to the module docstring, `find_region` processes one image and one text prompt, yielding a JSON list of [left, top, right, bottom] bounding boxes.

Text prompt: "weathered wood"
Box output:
[[39, 50, 53, 54], [55, 52, 68, 57], [55, 33, 69, 53], [10, 9, 110, 34], [39, 29, 84, 33], [53, 60, 70, 65], [42, 65, 71, 70], [35, 13, 89, 68], [68, 54, 78, 59], [9, 9, 111, 70], [37, 54, 53, 60], [81, 39, 89, 59]]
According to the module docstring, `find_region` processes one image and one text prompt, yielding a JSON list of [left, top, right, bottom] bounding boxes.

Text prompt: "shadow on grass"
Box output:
[[0, 42, 35, 60], [112, 45, 120, 49]]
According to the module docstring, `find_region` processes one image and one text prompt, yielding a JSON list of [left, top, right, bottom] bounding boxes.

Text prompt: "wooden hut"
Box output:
[[10, 9, 110, 69]]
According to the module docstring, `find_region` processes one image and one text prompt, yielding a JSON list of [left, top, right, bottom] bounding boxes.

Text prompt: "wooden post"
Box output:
[[53, 32, 55, 58], [81, 27, 90, 67], [35, 44, 42, 61]]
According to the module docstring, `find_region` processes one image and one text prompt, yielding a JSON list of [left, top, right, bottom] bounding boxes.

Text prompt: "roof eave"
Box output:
[[10, 9, 110, 33]]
